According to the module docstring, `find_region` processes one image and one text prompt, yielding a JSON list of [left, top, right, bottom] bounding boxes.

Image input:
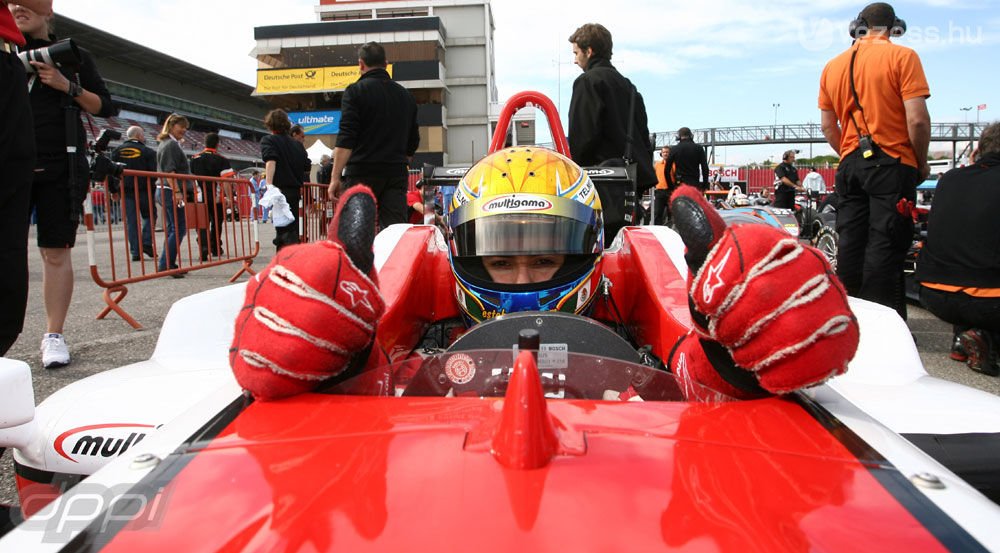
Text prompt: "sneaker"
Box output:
[[949, 335, 968, 362], [957, 329, 999, 377], [40, 333, 70, 369]]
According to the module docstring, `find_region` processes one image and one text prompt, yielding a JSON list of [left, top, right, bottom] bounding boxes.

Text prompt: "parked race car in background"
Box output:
[[1, 92, 999, 552], [905, 185, 934, 304]]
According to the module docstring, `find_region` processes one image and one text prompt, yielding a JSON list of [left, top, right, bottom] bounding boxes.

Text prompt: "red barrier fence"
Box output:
[[736, 167, 837, 194], [86, 169, 260, 328]]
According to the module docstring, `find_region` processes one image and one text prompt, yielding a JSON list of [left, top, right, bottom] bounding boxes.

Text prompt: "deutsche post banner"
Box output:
[[256, 64, 394, 95]]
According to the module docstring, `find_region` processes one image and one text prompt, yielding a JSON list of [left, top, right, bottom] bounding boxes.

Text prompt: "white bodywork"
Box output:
[[7, 284, 244, 476], [2, 225, 1000, 551]]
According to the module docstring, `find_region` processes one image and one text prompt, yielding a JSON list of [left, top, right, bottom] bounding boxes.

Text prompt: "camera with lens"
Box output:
[[89, 129, 126, 191], [17, 38, 81, 73]]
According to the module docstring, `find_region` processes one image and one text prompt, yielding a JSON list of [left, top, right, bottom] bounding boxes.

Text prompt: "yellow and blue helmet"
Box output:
[[448, 147, 604, 325]]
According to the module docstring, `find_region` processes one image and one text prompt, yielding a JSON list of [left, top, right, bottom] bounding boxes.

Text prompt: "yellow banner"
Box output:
[[256, 64, 394, 95]]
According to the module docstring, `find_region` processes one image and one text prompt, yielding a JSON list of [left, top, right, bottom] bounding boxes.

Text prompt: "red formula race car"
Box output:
[[1, 93, 999, 552]]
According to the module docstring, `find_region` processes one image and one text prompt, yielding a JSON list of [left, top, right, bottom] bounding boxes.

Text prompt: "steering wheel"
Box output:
[[402, 312, 643, 398]]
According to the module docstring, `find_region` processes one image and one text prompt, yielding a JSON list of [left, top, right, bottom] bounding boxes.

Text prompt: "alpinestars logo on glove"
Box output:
[[340, 281, 374, 314], [702, 248, 732, 303]]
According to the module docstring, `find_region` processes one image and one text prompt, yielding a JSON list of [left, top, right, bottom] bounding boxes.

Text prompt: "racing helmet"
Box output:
[[448, 147, 604, 324]]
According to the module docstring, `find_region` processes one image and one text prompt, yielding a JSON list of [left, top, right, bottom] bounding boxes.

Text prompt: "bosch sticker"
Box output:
[[512, 343, 569, 370], [444, 353, 476, 385]]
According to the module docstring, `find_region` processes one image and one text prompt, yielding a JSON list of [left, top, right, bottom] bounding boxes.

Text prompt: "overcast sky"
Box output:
[[56, 0, 999, 163]]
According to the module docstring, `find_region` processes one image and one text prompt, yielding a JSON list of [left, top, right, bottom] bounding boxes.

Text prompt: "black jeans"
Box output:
[[773, 186, 796, 209], [835, 150, 919, 320], [273, 186, 301, 251], [197, 183, 225, 257], [0, 52, 35, 354], [920, 286, 1000, 335], [344, 175, 408, 232], [653, 188, 672, 225]]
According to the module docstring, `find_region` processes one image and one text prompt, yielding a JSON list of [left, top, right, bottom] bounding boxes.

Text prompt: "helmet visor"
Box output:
[[450, 194, 601, 257]]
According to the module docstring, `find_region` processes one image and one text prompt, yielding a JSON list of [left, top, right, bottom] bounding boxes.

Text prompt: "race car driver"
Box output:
[[229, 148, 858, 401]]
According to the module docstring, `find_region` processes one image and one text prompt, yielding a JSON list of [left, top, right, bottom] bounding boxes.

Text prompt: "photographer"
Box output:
[[13, 3, 114, 368], [1, 0, 51, 356]]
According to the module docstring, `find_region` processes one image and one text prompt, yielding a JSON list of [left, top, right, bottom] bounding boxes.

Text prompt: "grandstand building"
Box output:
[[251, 0, 508, 166], [60, 15, 269, 168]]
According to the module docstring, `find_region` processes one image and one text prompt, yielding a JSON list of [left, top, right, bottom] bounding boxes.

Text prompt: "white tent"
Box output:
[[305, 140, 333, 164]]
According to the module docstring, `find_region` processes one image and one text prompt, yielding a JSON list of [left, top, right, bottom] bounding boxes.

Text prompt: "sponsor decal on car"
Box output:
[[444, 353, 476, 385], [586, 168, 618, 177], [53, 423, 157, 463], [481, 195, 553, 213]]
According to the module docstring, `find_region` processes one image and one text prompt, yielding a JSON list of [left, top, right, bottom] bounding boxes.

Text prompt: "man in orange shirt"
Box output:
[[819, 2, 930, 320], [652, 146, 673, 225]]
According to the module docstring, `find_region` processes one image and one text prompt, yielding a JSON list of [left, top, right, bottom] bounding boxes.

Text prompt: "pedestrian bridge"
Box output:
[[651, 122, 985, 148], [649, 122, 985, 164]]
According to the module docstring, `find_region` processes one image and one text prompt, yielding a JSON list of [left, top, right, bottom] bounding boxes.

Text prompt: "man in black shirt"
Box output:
[[915, 122, 1000, 376], [112, 126, 157, 261], [190, 132, 233, 260], [665, 127, 709, 191], [328, 42, 419, 231], [773, 149, 803, 209]]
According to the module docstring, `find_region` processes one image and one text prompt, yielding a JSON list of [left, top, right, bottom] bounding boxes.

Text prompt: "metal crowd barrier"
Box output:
[[298, 169, 425, 243], [300, 182, 336, 244], [84, 169, 260, 329]]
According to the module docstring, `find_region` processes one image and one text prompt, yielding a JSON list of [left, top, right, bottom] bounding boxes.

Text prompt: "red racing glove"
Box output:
[[667, 185, 859, 400], [229, 186, 385, 400]]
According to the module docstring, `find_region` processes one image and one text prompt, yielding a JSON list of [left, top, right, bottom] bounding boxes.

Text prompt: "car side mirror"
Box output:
[[0, 357, 35, 449]]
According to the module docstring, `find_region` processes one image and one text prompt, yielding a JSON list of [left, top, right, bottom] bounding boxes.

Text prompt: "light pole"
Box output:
[[772, 103, 780, 136], [960, 106, 972, 123], [552, 52, 575, 118]]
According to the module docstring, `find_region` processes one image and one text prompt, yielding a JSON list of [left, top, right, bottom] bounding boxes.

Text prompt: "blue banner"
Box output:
[[288, 110, 341, 135]]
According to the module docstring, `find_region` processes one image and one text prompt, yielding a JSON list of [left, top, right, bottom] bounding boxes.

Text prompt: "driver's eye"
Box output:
[[532, 257, 558, 267]]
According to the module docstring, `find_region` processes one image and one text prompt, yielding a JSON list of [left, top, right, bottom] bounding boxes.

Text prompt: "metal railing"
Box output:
[[86, 170, 260, 329]]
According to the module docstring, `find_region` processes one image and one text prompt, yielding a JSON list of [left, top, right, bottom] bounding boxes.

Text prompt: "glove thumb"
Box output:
[[670, 185, 727, 272], [327, 185, 378, 275]]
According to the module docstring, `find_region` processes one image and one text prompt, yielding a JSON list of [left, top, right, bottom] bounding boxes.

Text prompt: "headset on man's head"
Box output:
[[848, 4, 907, 39]]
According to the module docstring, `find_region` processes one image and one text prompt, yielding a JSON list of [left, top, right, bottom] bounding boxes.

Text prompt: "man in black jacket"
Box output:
[[567, 23, 656, 194], [328, 41, 419, 231], [190, 132, 233, 260], [317, 154, 332, 186], [0, 0, 50, 355], [112, 126, 157, 261], [915, 122, 1000, 376], [665, 127, 710, 191]]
